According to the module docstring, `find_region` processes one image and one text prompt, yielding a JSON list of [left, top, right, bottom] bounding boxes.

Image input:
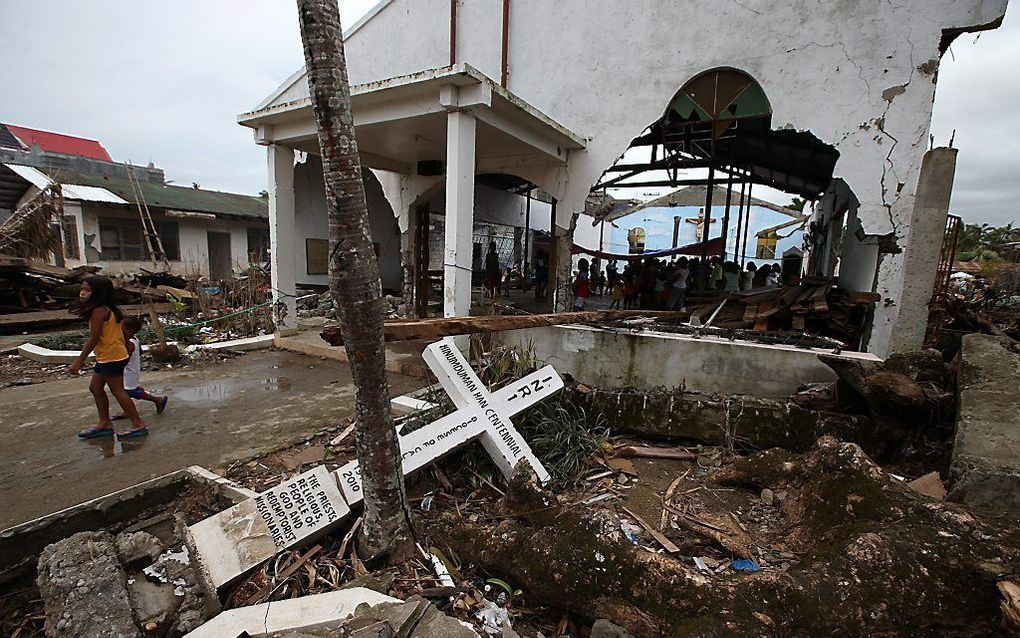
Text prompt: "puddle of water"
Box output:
[[86, 436, 148, 458], [171, 377, 292, 407]]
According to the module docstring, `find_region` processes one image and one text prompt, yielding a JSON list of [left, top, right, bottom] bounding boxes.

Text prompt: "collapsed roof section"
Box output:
[[593, 68, 840, 201], [607, 185, 803, 223]]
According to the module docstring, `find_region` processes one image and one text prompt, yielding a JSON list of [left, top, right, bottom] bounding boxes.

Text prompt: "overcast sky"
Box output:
[[1, 1, 1016, 227]]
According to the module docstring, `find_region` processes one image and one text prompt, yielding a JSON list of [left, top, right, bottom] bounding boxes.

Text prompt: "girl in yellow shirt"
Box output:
[[70, 276, 148, 439]]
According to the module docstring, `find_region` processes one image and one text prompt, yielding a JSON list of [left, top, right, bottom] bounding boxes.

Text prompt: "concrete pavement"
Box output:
[[0, 349, 423, 529]]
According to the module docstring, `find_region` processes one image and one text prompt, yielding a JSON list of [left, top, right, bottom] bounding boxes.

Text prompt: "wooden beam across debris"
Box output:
[[0, 303, 173, 330], [319, 310, 690, 345]]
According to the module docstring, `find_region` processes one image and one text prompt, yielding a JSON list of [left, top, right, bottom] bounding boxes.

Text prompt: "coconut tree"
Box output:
[[295, 0, 414, 562]]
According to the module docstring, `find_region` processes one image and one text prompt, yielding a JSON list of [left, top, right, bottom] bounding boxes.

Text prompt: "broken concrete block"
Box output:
[[125, 577, 179, 633], [188, 465, 350, 588], [183, 587, 398, 637], [37, 530, 141, 638], [116, 531, 165, 569], [349, 596, 479, 638], [950, 334, 1020, 514], [591, 619, 636, 638]]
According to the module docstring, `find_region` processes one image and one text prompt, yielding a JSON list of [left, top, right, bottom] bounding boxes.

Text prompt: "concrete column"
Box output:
[[443, 110, 476, 318], [268, 144, 298, 335], [884, 147, 958, 354]]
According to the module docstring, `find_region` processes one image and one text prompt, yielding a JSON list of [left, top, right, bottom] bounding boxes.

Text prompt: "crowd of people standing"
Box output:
[[572, 255, 784, 311]]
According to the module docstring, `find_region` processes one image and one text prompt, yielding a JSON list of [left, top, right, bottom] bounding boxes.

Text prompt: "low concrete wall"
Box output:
[[499, 325, 882, 398], [949, 334, 1020, 513], [0, 466, 253, 581]]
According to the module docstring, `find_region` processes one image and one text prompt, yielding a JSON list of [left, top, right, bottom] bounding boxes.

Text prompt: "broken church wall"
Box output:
[[499, 324, 882, 398]]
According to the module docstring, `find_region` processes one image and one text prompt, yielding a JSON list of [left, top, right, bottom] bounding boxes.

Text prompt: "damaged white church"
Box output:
[[239, 0, 1007, 357]]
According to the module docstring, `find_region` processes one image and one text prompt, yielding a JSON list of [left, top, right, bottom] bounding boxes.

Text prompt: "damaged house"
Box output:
[[0, 122, 269, 279], [242, 0, 1006, 358]]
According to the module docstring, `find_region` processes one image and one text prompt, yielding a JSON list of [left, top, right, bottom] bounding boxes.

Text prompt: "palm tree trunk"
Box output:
[[295, 0, 414, 562]]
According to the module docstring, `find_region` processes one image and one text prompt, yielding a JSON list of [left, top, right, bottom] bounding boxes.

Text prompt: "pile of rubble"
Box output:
[[0, 256, 173, 333], [676, 277, 879, 347], [35, 525, 218, 636], [297, 290, 406, 320]]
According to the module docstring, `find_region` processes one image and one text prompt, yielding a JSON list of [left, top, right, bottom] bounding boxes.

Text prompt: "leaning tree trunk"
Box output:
[[296, 0, 414, 562]]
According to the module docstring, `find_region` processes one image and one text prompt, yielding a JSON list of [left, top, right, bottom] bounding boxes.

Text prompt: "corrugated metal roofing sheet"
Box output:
[[60, 183, 128, 204], [2, 163, 51, 190]]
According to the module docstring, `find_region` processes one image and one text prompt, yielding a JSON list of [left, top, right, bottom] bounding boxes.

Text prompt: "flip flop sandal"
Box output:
[[79, 426, 115, 439], [156, 396, 169, 415], [117, 428, 149, 439]]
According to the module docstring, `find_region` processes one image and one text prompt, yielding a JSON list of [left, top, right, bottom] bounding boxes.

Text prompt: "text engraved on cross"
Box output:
[[422, 340, 554, 483], [337, 342, 561, 503]]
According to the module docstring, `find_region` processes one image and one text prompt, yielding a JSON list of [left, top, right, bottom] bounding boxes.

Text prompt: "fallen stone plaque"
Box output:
[[188, 466, 349, 588]]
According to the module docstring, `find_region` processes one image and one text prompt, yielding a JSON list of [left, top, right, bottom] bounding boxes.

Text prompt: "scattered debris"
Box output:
[[729, 559, 759, 573], [614, 445, 697, 461], [907, 471, 947, 501]]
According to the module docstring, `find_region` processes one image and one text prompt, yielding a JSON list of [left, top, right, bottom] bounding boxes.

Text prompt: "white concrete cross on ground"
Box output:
[[189, 339, 562, 588], [336, 339, 559, 503]]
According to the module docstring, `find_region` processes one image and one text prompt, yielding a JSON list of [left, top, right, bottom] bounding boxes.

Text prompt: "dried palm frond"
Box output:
[[0, 187, 63, 259]]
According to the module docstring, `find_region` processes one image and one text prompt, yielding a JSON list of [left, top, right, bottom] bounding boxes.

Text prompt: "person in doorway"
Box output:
[[709, 256, 724, 290], [742, 262, 757, 291], [722, 261, 741, 292], [595, 269, 607, 296], [623, 267, 637, 309], [70, 276, 149, 439], [766, 263, 782, 287], [572, 258, 590, 311], [606, 259, 619, 291], [533, 253, 549, 300], [666, 256, 689, 311], [485, 242, 501, 299], [118, 316, 169, 416], [610, 275, 624, 309], [752, 261, 769, 288]]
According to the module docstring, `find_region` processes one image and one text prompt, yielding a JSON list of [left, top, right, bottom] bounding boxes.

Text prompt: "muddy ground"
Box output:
[[0, 349, 423, 529]]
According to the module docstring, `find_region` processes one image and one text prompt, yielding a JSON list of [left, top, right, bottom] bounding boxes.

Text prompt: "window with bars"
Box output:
[[98, 217, 180, 261]]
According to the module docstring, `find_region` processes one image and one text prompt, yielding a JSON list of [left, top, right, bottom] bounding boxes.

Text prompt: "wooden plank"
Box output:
[[0, 303, 173, 330], [319, 310, 690, 345], [0, 255, 92, 281]]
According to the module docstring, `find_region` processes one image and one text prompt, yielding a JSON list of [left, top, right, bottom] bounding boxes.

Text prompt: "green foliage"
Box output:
[[517, 397, 609, 489], [32, 322, 202, 350], [34, 331, 88, 351], [957, 222, 1020, 263]]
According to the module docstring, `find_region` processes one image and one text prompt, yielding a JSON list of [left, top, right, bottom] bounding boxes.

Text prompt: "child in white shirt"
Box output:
[[121, 316, 169, 414]]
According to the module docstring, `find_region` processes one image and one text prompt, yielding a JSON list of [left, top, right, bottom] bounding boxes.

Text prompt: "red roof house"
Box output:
[[1, 123, 113, 162]]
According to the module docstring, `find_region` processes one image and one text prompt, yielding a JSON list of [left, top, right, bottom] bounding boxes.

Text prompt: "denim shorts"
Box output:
[[94, 358, 129, 377]]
